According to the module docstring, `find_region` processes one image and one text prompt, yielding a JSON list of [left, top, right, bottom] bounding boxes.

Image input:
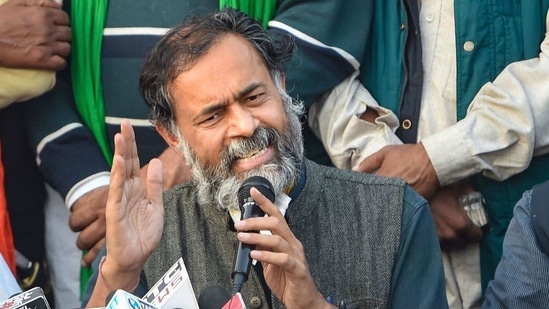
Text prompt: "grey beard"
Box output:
[[175, 103, 303, 212]]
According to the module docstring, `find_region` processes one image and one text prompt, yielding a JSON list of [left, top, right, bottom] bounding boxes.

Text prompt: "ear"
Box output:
[[156, 124, 179, 148]]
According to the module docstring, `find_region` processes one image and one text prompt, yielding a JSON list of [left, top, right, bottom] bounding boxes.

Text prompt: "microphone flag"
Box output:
[[0, 287, 50, 309], [143, 258, 199, 309]]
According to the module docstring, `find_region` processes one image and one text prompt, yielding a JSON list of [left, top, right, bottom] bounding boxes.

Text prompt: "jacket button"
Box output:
[[402, 119, 412, 130], [463, 40, 475, 52], [249, 296, 262, 308]]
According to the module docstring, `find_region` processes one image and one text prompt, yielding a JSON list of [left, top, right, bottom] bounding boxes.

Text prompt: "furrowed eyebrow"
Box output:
[[235, 82, 264, 100], [192, 82, 265, 121]]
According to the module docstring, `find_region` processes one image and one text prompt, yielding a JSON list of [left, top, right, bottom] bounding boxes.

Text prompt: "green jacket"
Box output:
[[271, 0, 549, 290], [362, 7, 549, 289]]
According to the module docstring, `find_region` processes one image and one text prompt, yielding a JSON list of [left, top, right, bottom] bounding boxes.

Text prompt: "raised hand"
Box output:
[[234, 188, 335, 309], [87, 120, 164, 307], [106, 119, 164, 271]]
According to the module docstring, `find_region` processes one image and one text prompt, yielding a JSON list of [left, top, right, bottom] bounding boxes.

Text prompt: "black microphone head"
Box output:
[[238, 176, 275, 205], [105, 290, 117, 305], [198, 285, 231, 309]]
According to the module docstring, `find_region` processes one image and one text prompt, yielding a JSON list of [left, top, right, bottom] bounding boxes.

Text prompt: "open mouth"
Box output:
[[236, 148, 267, 163]]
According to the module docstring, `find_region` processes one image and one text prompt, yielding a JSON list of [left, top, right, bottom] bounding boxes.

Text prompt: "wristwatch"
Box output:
[[459, 191, 489, 228]]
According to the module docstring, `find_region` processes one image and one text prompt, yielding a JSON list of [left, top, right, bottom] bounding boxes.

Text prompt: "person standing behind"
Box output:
[[304, 1, 549, 308], [0, 0, 70, 295], [483, 180, 549, 308]]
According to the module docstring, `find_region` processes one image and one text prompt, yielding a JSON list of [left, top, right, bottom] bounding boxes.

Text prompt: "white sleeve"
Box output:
[[422, 10, 549, 186], [65, 172, 110, 209], [308, 71, 402, 170]]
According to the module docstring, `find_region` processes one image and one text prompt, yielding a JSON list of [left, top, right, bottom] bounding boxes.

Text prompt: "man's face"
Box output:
[[161, 35, 302, 210]]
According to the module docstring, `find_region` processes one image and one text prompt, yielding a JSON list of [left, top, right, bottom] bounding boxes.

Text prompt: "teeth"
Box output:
[[238, 148, 267, 163]]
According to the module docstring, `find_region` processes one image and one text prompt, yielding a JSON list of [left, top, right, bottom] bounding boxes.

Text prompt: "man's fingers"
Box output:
[[81, 238, 106, 267], [69, 208, 95, 232], [463, 224, 483, 243], [76, 219, 106, 251], [352, 148, 385, 173], [29, 0, 62, 9], [108, 138, 127, 214], [52, 38, 71, 57], [120, 119, 141, 178], [251, 250, 300, 273], [51, 8, 70, 26], [250, 187, 281, 217], [41, 53, 67, 70], [237, 231, 286, 250]]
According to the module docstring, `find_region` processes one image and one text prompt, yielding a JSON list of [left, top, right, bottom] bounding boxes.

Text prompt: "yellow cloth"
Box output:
[[0, 68, 55, 108]]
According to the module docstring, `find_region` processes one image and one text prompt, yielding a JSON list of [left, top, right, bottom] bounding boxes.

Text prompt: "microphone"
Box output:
[[143, 257, 199, 309], [197, 286, 230, 309], [105, 290, 117, 305], [231, 176, 275, 294], [106, 289, 159, 309], [220, 293, 246, 309], [197, 286, 246, 309], [0, 287, 51, 309]]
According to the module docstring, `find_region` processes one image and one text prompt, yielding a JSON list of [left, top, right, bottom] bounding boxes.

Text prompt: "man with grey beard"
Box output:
[[83, 8, 447, 309]]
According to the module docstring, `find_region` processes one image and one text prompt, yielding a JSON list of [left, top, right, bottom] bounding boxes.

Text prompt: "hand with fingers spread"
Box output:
[[87, 120, 164, 307], [234, 188, 335, 309], [0, 0, 71, 70], [352, 143, 440, 199]]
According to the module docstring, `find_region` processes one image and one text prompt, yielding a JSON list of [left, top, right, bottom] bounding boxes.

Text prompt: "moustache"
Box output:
[[220, 127, 279, 167]]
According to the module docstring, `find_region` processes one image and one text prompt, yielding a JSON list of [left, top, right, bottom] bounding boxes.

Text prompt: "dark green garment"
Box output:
[[271, 0, 549, 290]]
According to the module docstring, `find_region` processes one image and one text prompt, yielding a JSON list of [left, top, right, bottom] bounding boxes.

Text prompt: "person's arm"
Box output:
[[308, 71, 402, 170], [0, 0, 71, 70], [23, 64, 111, 265], [354, 10, 549, 197], [389, 186, 448, 309], [24, 62, 111, 207], [422, 9, 549, 186], [269, 0, 375, 108], [87, 120, 164, 307], [483, 190, 549, 308], [268, 0, 382, 165]]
